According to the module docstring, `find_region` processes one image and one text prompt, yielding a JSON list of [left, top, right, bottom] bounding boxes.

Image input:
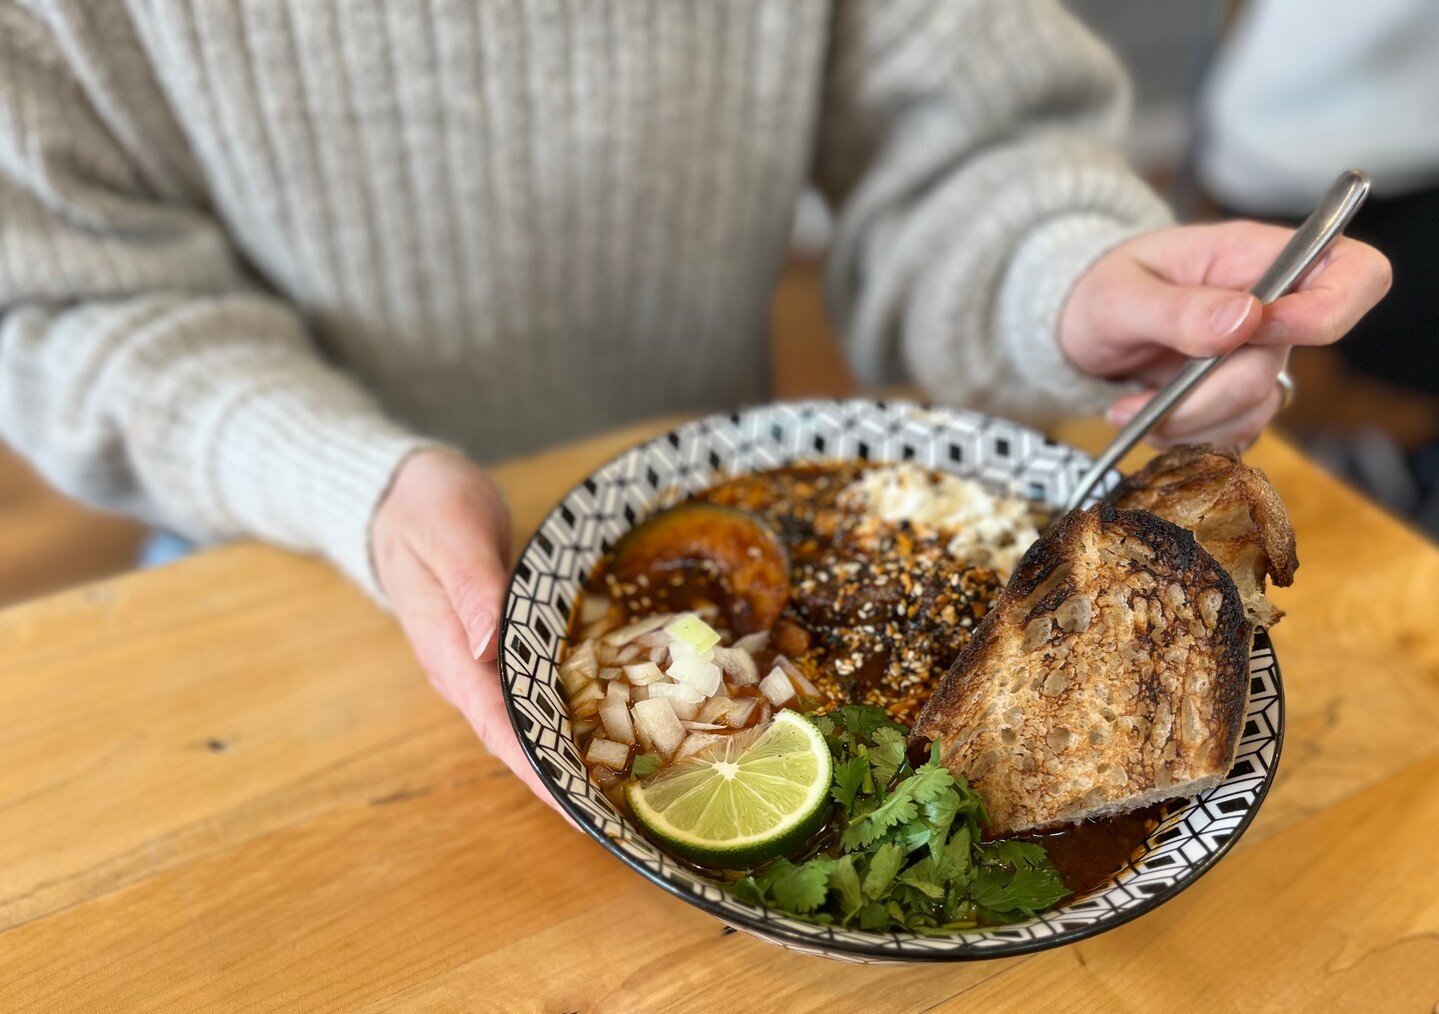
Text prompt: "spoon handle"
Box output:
[[1060, 169, 1372, 515]]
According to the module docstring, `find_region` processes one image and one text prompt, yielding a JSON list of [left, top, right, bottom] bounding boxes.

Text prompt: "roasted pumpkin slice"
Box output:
[[610, 503, 790, 634]]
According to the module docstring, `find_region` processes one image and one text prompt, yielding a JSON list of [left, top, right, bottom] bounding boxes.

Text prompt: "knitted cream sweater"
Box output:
[[0, 1, 1169, 596]]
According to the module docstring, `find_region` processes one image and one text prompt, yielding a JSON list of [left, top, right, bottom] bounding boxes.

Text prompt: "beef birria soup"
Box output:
[[555, 463, 1161, 933]]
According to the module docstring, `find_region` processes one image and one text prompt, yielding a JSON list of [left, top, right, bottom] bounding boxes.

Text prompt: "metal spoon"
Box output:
[[1059, 169, 1372, 516]]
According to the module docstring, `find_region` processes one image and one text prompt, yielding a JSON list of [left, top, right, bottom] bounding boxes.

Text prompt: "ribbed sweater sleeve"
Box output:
[[817, 0, 1174, 424], [0, 8, 428, 597]]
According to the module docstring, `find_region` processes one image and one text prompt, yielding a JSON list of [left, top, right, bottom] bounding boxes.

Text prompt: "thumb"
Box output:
[[1103, 267, 1263, 359]]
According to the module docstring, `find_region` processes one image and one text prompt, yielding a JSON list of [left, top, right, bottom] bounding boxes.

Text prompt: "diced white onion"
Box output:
[[630, 683, 651, 702], [695, 696, 734, 725], [558, 641, 598, 693], [586, 738, 631, 770], [772, 654, 801, 679], [732, 632, 769, 654], [570, 679, 606, 717], [668, 700, 700, 722], [720, 697, 758, 729], [759, 668, 797, 707], [632, 711, 654, 751], [578, 594, 612, 626], [600, 707, 635, 746], [632, 698, 686, 758], [599, 688, 635, 745], [598, 667, 622, 682], [649, 682, 703, 721], [788, 668, 820, 700], [649, 680, 705, 704], [665, 613, 722, 656], [712, 646, 759, 685], [614, 643, 644, 665], [593, 767, 623, 789], [579, 617, 617, 641], [666, 641, 722, 696], [571, 716, 599, 738], [560, 639, 598, 675], [676, 732, 726, 761], [603, 613, 674, 646], [622, 661, 665, 685], [681, 721, 726, 731], [605, 679, 631, 705]]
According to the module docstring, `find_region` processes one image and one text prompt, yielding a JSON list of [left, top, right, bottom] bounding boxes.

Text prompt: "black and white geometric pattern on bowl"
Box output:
[[499, 400, 1284, 962]]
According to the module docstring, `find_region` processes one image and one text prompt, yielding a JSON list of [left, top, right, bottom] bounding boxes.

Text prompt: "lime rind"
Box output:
[[625, 711, 833, 867]]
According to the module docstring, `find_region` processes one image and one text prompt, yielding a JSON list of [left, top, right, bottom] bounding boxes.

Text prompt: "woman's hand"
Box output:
[[371, 448, 558, 809], [1060, 221, 1391, 449]]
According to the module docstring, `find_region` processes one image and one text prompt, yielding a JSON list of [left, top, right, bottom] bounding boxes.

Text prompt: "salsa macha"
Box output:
[[557, 462, 1163, 927]]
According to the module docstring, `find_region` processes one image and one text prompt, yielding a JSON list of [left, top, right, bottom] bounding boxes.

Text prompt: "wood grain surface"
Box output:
[[0, 446, 144, 608], [3, 415, 1438, 1013]]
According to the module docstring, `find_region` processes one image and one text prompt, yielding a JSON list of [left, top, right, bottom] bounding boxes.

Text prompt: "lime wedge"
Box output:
[[625, 710, 833, 868]]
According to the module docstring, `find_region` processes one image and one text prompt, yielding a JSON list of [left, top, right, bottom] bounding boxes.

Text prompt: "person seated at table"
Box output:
[[0, 2, 1388, 803]]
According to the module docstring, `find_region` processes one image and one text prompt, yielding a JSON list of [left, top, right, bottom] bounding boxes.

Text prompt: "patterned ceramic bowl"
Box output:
[[499, 400, 1283, 962]]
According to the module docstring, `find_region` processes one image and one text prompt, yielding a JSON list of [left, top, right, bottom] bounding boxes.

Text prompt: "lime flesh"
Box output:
[[625, 710, 832, 868]]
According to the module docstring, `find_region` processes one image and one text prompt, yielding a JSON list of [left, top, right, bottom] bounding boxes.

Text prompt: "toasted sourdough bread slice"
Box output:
[[1113, 445, 1296, 628], [911, 505, 1252, 836]]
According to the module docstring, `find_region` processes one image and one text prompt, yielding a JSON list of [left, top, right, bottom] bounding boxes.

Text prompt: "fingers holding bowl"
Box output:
[[395, 580, 571, 819]]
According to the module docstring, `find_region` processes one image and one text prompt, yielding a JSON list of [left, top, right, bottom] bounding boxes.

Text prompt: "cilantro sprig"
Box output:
[[733, 705, 1069, 932]]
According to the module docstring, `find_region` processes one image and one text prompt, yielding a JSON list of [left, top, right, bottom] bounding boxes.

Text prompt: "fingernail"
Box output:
[[1108, 404, 1135, 428], [469, 609, 496, 660], [1210, 295, 1253, 337]]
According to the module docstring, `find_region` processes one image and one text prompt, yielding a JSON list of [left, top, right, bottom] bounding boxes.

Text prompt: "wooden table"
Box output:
[[4, 415, 1439, 1012]]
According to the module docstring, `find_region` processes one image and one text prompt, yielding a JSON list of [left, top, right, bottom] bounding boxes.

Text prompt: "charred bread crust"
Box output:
[[912, 505, 1253, 835], [1114, 444, 1298, 587], [911, 507, 1089, 740]]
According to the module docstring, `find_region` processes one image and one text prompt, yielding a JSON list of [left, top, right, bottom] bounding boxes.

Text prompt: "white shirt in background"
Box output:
[[1200, 0, 1439, 214]]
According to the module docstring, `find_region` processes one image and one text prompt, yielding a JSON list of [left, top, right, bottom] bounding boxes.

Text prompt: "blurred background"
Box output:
[[2, 0, 1435, 608]]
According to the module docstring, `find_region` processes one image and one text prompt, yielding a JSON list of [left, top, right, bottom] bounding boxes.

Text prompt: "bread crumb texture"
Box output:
[[913, 506, 1252, 835]]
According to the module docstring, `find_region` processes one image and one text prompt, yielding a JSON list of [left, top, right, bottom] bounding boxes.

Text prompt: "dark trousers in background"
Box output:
[[1225, 186, 1439, 398]]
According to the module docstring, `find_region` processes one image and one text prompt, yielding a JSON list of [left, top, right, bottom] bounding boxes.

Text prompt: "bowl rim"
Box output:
[[498, 399, 1286, 961]]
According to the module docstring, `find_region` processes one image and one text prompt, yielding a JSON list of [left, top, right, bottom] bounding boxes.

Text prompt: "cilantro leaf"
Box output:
[[861, 842, 905, 899], [868, 726, 907, 785], [906, 762, 954, 806], [884, 817, 942, 854], [754, 705, 1070, 935], [920, 786, 961, 833], [630, 754, 660, 779], [731, 877, 767, 907], [829, 855, 864, 920], [896, 856, 947, 899], [844, 762, 952, 846], [768, 859, 835, 914], [951, 773, 990, 830], [969, 864, 1068, 916], [831, 755, 868, 813], [840, 705, 901, 743], [981, 840, 1050, 870], [890, 881, 944, 915], [857, 900, 891, 931], [936, 823, 973, 885], [851, 790, 919, 842]]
